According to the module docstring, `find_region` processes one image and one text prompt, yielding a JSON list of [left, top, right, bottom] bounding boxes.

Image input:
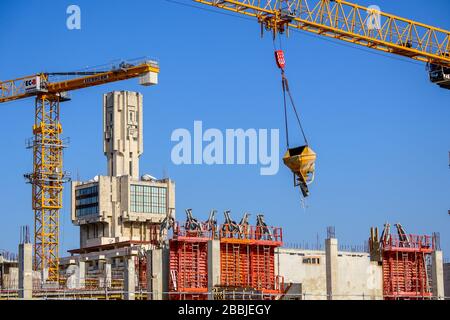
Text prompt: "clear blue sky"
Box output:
[[0, 0, 449, 257]]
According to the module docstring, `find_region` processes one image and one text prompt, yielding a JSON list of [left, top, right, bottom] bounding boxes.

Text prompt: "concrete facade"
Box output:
[[104, 91, 143, 180], [275, 245, 383, 300], [71, 176, 175, 248]]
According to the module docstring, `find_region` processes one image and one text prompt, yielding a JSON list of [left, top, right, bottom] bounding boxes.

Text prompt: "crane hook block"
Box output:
[[275, 50, 286, 70], [283, 145, 317, 197]]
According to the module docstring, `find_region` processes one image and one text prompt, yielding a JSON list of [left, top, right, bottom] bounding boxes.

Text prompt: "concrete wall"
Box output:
[[276, 248, 327, 299], [336, 253, 382, 299], [275, 248, 382, 300], [444, 263, 450, 299]]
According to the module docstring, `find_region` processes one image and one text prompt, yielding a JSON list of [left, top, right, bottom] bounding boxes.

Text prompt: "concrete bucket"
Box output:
[[282, 145, 316, 197]]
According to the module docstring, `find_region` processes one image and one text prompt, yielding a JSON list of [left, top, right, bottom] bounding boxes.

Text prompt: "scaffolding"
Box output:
[[381, 234, 434, 300]]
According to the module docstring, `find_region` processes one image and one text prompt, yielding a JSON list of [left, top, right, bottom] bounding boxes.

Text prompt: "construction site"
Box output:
[[0, 0, 449, 301]]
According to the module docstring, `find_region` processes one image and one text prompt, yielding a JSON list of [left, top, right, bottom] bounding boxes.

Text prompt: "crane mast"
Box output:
[[0, 59, 159, 282]]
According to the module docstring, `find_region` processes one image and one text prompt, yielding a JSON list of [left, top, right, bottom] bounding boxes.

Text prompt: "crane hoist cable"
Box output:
[[274, 49, 317, 198], [281, 71, 308, 148]]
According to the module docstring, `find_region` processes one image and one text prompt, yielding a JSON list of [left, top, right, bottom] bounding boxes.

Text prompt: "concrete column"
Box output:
[[325, 238, 338, 300], [146, 248, 169, 300], [208, 240, 221, 300], [18, 243, 33, 299], [431, 250, 444, 300], [147, 249, 161, 300], [105, 260, 112, 289], [162, 247, 169, 300], [124, 255, 136, 300], [77, 260, 86, 289]]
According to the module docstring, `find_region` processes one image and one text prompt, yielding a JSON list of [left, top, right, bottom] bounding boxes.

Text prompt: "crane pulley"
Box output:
[[274, 50, 317, 198]]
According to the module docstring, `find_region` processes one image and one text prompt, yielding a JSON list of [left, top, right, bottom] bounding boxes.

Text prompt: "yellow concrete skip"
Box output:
[[283, 145, 316, 197]]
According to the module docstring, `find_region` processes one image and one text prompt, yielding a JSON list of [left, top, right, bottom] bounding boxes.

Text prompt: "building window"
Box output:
[[75, 185, 99, 217], [303, 257, 320, 265], [130, 185, 166, 214]]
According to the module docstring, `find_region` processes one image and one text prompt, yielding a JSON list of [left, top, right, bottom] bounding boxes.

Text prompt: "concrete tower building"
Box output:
[[71, 91, 175, 249], [103, 91, 143, 180]]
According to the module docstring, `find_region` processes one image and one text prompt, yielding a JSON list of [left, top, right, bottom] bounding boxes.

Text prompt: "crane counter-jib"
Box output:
[[0, 61, 160, 104]]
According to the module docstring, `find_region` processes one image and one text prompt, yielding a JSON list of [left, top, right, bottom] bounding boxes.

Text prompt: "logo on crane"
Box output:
[[23, 76, 42, 93]]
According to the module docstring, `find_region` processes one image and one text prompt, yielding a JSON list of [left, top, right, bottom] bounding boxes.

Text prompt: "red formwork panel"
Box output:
[[250, 245, 277, 291], [168, 224, 212, 300], [382, 234, 434, 300], [220, 243, 251, 288], [219, 225, 284, 297]]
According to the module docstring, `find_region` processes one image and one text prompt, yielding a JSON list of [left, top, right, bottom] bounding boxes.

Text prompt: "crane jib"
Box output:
[[83, 74, 109, 84]]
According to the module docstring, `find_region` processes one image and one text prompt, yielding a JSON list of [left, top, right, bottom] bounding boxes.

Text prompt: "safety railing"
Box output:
[[172, 222, 215, 240], [219, 224, 283, 243], [381, 234, 434, 251]]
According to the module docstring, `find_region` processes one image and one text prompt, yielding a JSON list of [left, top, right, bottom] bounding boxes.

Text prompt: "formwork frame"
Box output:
[[168, 224, 212, 300], [219, 224, 284, 298], [168, 223, 284, 300], [381, 234, 434, 300]]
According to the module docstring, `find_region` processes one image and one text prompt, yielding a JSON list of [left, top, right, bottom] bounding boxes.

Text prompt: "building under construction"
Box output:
[[0, 90, 446, 300]]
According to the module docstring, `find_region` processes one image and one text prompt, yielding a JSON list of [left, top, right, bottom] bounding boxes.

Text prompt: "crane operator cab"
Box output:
[[283, 145, 317, 198], [427, 54, 450, 90]]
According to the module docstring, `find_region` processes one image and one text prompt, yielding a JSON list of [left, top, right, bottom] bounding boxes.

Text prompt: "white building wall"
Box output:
[[276, 249, 327, 299], [276, 248, 383, 300], [336, 253, 382, 299]]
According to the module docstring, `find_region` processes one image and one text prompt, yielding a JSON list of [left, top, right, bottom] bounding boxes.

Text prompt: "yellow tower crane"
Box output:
[[193, 0, 450, 197], [0, 58, 159, 282], [193, 0, 450, 88]]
